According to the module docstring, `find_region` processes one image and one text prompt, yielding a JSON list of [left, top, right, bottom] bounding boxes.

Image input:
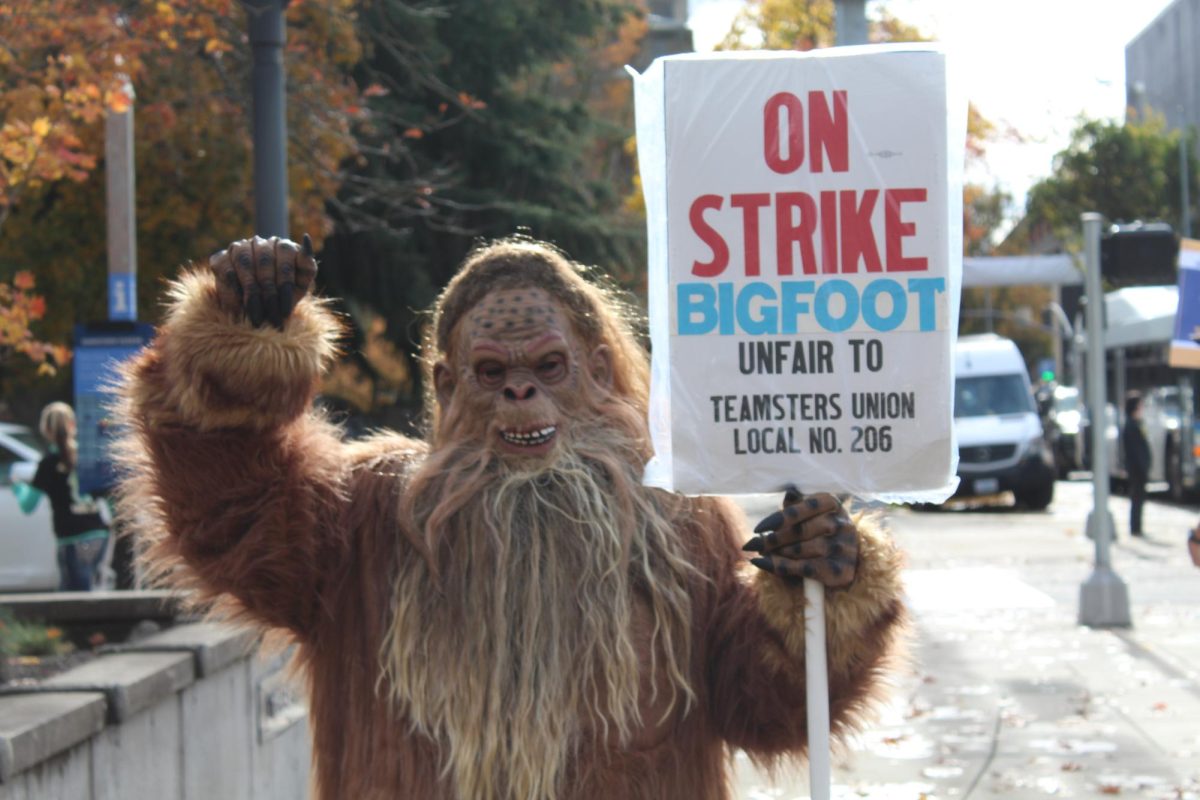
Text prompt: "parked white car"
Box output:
[[0, 422, 58, 591]]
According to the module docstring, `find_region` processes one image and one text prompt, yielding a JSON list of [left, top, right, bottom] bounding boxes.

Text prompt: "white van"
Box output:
[[952, 334, 1056, 509]]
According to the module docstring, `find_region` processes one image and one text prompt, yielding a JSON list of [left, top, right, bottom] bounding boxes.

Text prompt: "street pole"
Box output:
[[1078, 212, 1131, 628], [243, 0, 290, 238], [1180, 123, 1190, 239], [814, 10, 867, 796], [834, 0, 868, 46], [105, 77, 137, 322]]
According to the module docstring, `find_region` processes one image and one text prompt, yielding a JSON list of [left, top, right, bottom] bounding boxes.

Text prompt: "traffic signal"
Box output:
[[1100, 221, 1178, 288]]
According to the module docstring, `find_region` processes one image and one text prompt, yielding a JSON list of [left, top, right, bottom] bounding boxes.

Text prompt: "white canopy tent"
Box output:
[[1102, 285, 1179, 350], [962, 254, 1081, 287]]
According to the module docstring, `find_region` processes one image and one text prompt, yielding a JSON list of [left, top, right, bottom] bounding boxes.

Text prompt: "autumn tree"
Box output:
[[0, 0, 365, 414]]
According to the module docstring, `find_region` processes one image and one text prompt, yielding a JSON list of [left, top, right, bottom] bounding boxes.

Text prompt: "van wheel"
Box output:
[[1016, 482, 1054, 511]]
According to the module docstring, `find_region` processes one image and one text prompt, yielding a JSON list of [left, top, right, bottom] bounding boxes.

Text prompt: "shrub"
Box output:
[[0, 606, 73, 657]]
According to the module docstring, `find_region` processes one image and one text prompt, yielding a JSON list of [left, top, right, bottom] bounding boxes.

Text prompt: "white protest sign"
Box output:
[[632, 47, 962, 500]]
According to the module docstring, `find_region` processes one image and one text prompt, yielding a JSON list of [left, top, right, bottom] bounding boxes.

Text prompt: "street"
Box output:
[[734, 479, 1200, 799]]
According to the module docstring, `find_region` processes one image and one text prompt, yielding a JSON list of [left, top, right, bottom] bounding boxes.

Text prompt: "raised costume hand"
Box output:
[[209, 234, 319, 328], [743, 488, 859, 587]]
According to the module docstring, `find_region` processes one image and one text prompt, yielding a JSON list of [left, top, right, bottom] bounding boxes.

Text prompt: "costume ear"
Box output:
[[589, 344, 613, 391], [433, 361, 456, 411]]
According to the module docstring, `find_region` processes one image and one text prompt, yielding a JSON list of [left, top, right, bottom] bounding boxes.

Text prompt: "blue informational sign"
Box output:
[[73, 322, 155, 495], [108, 273, 137, 321], [1169, 239, 1200, 369]]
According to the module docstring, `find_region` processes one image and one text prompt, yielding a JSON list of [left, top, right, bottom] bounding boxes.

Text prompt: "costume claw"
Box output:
[[754, 511, 783, 534]]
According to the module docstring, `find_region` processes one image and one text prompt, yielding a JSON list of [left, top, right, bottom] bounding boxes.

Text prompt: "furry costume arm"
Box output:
[[115, 255, 419, 636], [704, 505, 906, 760]]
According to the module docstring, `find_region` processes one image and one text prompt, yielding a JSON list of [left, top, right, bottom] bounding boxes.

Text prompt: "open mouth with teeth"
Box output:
[[498, 425, 558, 452]]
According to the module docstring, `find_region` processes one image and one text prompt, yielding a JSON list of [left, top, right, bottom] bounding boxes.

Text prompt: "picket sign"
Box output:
[[630, 46, 964, 798], [1168, 238, 1200, 368]]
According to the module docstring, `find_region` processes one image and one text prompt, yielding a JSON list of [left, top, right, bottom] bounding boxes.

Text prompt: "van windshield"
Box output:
[[955, 375, 1034, 418]]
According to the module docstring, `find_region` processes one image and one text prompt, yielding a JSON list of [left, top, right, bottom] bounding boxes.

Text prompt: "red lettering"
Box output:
[[730, 193, 771, 276], [775, 192, 818, 276], [809, 90, 848, 173], [763, 92, 805, 174], [690, 194, 729, 277], [820, 191, 838, 274], [885, 188, 927, 272], [840, 189, 881, 273]]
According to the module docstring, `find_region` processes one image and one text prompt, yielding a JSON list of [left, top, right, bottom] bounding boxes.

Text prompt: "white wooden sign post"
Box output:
[[631, 46, 963, 798]]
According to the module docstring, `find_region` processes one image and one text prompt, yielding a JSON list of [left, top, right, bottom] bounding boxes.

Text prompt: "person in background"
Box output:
[[1122, 392, 1150, 538], [1189, 526, 1200, 568], [12, 402, 110, 590]]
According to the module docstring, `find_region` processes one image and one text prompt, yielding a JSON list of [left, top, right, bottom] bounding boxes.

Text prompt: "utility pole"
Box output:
[[1180, 106, 1192, 239], [1078, 212, 1131, 628], [243, 1, 290, 237], [834, 0, 868, 46], [105, 77, 137, 321]]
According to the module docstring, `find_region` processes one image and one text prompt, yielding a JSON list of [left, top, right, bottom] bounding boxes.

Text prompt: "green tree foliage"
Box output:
[[1021, 114, 1196, 249], [319, 0, 648, 421]]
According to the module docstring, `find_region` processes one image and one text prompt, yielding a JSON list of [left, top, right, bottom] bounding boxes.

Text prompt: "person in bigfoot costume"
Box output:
[[114, 234, 907, 800]]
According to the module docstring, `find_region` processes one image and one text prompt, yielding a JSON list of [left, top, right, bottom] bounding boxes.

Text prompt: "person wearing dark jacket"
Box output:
[[13, 402, 110, 590], [1123, 392, 1151, 538]]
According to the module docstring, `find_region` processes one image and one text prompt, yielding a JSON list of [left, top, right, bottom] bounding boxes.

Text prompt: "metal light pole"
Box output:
[[1180, 106, 1192, 239], [243, 0, 290, 238], [105, 76, 137, 321], [1078, 212, 1131, 628], [834, 0, 868, 46]]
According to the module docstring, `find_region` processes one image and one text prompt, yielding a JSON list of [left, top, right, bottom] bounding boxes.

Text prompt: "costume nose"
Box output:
[[503, 381, 537, 401]]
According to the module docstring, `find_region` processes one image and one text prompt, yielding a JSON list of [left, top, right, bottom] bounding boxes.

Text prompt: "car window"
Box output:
[[954, 375, 1035, 418], [7, 431, 43, 454]]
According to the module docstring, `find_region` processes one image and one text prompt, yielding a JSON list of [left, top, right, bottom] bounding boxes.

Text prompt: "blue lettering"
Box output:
[[861, 279, 906, 331], [718, 282, 735, 335], [907, 277, 945, 331], [678, 284, 717, 335], [815, 279, 858, 332], [736, 282, 778, 335], [676, 276, 947, 335], [780, 281, 814, 334]]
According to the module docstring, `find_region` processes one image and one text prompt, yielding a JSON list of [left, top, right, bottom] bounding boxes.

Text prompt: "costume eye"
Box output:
[[535, 353, 567, 383], [475, 361, 506, 389]]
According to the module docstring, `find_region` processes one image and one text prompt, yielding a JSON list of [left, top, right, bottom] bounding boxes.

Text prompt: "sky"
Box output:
[[687, 0, 1180, 227]]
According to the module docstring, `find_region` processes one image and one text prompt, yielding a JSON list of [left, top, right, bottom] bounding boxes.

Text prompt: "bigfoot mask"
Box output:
[[433, 287, 613, 459]]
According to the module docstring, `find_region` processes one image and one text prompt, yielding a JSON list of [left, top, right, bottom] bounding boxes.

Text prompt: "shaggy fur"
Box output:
[[114, 249, 907, 800]]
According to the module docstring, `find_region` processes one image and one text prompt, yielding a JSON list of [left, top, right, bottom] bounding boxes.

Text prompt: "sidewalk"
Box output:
[[732, 487, 1200, 799]]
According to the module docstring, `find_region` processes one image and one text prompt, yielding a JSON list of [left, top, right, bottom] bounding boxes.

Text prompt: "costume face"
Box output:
[[435, 287, 608, 457]]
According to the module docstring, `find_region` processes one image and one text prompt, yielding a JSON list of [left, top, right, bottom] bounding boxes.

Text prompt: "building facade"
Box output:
[[1126, 0, 1200, 130]]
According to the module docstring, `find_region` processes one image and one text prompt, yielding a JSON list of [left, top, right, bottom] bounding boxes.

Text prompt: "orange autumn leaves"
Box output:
[[0, 0, 364, 374], [0, 271, 67, 375]]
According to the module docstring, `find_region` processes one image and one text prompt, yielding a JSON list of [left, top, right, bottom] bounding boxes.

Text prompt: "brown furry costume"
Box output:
[[114, 237, 906, 800]]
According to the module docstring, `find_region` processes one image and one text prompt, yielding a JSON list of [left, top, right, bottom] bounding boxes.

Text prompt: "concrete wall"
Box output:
[[0, 622, 311, 800]]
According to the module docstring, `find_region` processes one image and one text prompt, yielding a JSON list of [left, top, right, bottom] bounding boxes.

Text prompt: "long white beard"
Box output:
[[381, 446, 697, 800]]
